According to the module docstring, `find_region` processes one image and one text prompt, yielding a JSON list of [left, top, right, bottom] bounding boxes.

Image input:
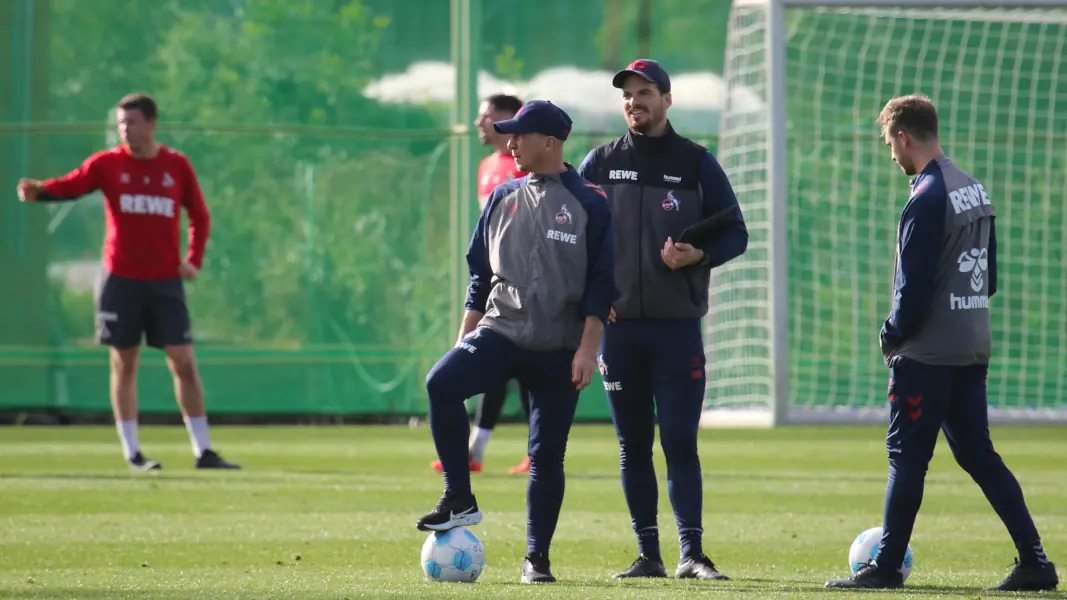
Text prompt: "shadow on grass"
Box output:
[[901, 584, 1056, 598], [490, 577, 819, 592], [477, 470, 890, 485], [490, 578, 1057, 598], [5, 580, 1057, 600]]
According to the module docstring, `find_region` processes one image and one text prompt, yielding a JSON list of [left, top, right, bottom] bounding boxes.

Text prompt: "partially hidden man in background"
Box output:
[[17, 93, 239, 472], [824, 94, 1057, 592], [430, 93, 533, 477], [416, 100, 617, 584], [578, 59, 748, 580]]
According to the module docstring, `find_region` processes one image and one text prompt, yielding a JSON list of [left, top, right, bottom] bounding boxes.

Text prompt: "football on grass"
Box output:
[[421, 527, 485, 582], [849, 525, 913, 582]]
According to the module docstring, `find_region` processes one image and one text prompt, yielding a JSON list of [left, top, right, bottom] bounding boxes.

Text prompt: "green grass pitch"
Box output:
[[1, 424, 1064, 599]]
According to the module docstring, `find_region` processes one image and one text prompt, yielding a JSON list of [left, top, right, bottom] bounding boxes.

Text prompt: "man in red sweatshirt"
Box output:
[[17, 93, 239, 471]]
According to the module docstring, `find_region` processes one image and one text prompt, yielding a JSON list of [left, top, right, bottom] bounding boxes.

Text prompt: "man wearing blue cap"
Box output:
[[417, 100, 618, 584], [578, 59, 749, 581]]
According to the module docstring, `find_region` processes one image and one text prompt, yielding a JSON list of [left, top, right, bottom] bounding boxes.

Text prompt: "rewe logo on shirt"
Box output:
[[120, 194, 176, 218], [546, 229, 578, 244], [948, 183, 991, 215], [609, 169, 638, 181]]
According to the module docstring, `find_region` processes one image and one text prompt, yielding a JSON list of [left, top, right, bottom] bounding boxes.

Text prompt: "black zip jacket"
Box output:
[[577, 122, 748, 319]]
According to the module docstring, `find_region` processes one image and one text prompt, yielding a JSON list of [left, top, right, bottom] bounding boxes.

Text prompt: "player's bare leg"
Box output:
[[164, 344, 240, 469], [111, 346, 159, 471]]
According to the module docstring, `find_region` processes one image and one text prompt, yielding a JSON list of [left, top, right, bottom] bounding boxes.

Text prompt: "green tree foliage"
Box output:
[[591, 0, 732, 76]]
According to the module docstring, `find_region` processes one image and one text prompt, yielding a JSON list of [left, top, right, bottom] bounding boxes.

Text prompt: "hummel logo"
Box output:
[[906, 394, 922, 421]]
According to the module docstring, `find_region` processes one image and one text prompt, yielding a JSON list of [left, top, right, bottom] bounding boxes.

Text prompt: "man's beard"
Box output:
[[629, 111, 661, 134]]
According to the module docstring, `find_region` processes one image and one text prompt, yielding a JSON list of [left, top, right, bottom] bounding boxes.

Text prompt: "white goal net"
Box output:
[[703, 0, 1067, 426]]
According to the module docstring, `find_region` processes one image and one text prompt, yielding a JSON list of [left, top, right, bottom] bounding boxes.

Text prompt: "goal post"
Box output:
[[702, 0, 1067, 427]]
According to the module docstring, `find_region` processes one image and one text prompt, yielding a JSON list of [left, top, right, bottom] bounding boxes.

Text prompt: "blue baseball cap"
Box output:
[[492, 100, 573, 141], [612, 58, 671, 93]]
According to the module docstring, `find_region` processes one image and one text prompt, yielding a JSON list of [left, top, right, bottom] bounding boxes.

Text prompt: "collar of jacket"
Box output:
[[527, 163, 574, 184], [624, 120, 679, 151]]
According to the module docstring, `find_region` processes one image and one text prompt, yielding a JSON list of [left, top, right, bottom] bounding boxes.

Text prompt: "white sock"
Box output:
[[117, 420, 140, 460], [183, 416, 211, 457], [469, 427, 493, 463]]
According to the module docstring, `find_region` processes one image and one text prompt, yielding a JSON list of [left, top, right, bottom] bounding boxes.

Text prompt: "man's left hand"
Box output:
[[661, 237, 704, 270], [179, 262, 199, 281], [879, 319, 904, 354], [571, 349, 597, 390]]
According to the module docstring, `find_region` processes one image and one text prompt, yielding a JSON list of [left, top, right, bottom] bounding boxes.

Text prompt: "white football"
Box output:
[[421, 527, 485, 583], [849, 526, 914, 581]]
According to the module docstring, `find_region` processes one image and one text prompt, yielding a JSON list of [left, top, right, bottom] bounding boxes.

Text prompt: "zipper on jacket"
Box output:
[[638, 182, 645, 318]]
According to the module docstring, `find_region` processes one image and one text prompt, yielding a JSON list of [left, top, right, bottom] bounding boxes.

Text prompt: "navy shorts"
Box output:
[[95, 272, 192, 349]]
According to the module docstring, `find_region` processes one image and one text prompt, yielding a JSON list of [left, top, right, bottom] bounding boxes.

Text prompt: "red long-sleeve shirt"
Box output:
[[41, 145, 210, 281], [477, 152, 527, 207]]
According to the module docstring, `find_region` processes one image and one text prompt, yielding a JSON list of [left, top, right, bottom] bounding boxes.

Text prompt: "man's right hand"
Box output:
[[17, 179, 42, 202], [178, 262, 199, 281], [571, 348, 597, 390], [456, 309, 486, 344]]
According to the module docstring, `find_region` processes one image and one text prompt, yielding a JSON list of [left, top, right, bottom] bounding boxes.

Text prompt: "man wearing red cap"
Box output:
[[578, 59, 748, 581]]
